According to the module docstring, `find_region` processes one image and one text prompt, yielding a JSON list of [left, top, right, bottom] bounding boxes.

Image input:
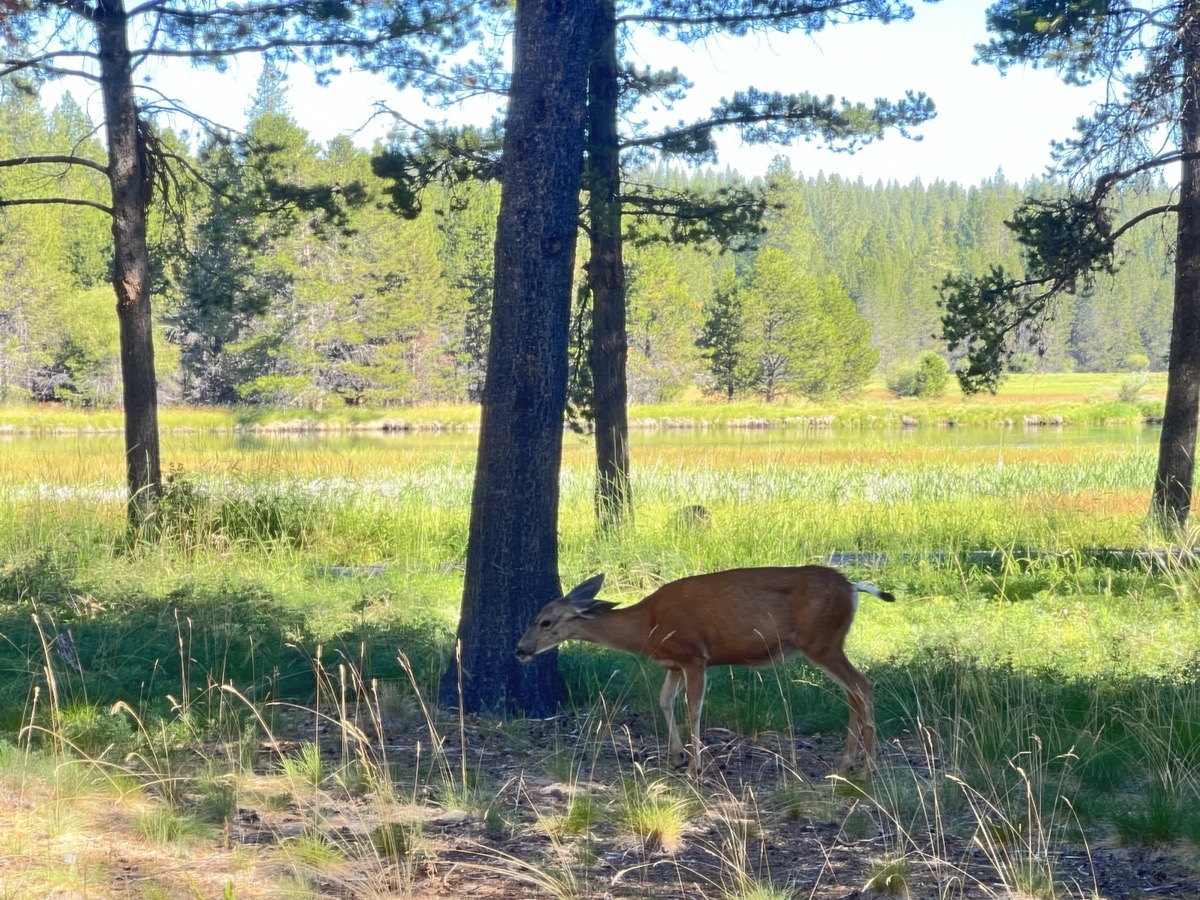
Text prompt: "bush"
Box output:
[[1118, 373, 1149, 403], [158, 471, 319, 550], [886, 352, 951, 398]]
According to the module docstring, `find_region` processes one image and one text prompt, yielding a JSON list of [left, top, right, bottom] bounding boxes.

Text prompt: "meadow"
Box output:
[[0, 374, 1196, 898]]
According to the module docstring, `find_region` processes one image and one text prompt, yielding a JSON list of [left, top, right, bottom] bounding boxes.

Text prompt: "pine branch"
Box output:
[[0, 196, 113, 215], [622, 89, 935, 158], [1110, 203, 1178, 241], [130, 37, 372, 62], [621, 0, 912, 33], [0, 153, 109, 176], [1, 51, 101, 80]]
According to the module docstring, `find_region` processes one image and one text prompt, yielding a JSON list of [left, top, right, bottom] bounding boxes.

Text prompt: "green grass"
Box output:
[[0, 387, 1197, 895], [616, 777, 697, 853]]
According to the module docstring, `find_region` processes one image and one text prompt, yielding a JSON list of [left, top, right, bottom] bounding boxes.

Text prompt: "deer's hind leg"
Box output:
[[810, 649, 877, 774], [681, 662, 708, 776]]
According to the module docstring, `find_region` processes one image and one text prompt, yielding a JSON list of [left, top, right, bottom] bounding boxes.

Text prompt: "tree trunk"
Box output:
[[441, 0, 594, 715], [1152, 4, 1200, 532], [97, 2, 162, 532], [586, 0, 632, 531]]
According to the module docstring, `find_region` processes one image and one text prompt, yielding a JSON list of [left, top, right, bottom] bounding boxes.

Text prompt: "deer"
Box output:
[[515, 567, 894, 776]]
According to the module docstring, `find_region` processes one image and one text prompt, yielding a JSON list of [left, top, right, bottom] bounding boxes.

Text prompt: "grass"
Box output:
[[0, 384, 1197, 896], [863, 854, 909, 895], [616, 777, 697, 853]]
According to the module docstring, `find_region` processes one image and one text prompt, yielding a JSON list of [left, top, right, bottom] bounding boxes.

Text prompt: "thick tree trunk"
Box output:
[[97, 2, 162, 532], [586, 0, 632, 531], [441, 0, 594, 715], [1152, 5, 1200, 532]]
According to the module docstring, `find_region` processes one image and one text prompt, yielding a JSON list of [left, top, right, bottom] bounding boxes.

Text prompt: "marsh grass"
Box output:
[[0, 398, 1198, 895]]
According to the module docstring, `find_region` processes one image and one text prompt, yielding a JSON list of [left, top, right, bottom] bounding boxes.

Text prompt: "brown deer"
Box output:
[[516, 567, 894, 775]]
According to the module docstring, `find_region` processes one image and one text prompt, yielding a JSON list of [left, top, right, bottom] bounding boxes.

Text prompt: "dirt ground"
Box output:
[[227, 709, 1200, 900]]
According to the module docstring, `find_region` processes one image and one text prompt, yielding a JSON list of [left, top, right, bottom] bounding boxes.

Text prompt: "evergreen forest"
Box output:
[[0, 81, 1176, 411]]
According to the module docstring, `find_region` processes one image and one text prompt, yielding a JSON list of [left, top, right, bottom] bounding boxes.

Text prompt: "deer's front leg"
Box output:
[[658, 668, 687, 768]]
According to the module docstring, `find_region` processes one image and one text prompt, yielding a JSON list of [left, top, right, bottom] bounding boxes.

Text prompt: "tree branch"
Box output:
[[622, 89, 934, 158], [620, 0, 910, 31], [0, 196, 113, 215], [130, 37, 362, 63], [1091, 149, 1194, 197], [1109, 203, 1179, 242], [2, 51, 101, 80], [0, 153, 109, 176], [55, 0, 100, 19]]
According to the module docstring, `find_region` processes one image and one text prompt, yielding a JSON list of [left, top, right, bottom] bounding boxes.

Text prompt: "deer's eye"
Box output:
[[540, 620, 552, 628]]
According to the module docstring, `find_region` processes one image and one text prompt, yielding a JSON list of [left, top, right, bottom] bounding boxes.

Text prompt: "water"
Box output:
[[0, 421, 1159, 458]]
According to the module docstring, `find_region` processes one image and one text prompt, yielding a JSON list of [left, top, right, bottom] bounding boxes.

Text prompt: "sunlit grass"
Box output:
[[1, 395, 1198, 896], [616, 777, 697, 853], [0, 411, 1182, 678]]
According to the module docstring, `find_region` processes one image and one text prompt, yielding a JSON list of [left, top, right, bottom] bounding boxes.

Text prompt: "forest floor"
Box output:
[[7, 699, 1178, 900], [209, 707, 1199, 900]]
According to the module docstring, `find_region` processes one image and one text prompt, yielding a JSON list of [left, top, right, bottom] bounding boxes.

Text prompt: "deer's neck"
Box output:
[[574, 604, 666, 657]]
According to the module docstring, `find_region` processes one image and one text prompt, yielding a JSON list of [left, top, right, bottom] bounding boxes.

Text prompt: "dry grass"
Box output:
[[1, 666, 1194, 900], [0, 762, 249, 898]]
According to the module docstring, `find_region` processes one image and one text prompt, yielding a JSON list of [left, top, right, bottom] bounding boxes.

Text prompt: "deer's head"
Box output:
[[515, 574, 615, 661]]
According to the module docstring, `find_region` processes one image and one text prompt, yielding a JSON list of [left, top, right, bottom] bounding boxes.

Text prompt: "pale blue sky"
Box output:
[[139, 0, 1102, 188]]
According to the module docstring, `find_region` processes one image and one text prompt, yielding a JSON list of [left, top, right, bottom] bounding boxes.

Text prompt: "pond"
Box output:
[[0, 420, 1161, 460]]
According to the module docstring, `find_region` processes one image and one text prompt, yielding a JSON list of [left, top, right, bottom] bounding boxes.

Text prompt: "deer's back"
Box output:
[[633, 566, 856, 667]]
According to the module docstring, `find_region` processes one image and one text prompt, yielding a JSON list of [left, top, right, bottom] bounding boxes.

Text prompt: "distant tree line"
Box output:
[[0, 82, 1177, 412]]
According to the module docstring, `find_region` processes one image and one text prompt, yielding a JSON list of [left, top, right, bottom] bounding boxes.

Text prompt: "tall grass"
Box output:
[[0, 401, 1196, 895]]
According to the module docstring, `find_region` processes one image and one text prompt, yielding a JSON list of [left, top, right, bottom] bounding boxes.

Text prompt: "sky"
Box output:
[[135, 0, 1105, 189]]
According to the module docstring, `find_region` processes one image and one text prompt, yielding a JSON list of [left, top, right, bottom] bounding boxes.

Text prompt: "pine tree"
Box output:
[[1, 0, 483, 529], [736, 248, 877, 401], [938, 0, 1200, 530], [374, 0, 936, 527], [697, 271, 753, 400], [443, 0, 594, 715]]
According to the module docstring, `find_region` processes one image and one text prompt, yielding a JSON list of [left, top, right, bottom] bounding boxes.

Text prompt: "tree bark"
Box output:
[[586, 0, 632, 531], [442, 0, 594, 715], [1152, 2, 1200, 532], [97, 0, 163, 531]]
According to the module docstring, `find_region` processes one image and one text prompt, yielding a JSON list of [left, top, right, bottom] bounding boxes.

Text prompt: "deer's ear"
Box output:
[[575, 599, 619, 619], [563, 573, 605, 604]]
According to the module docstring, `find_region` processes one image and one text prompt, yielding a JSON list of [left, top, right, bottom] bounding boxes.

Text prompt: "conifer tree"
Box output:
[[938, 0, 1200, 530], [698, 270, 754, 399], [376, 0, 936, 527], [442, 0, 594, 715], [0, 0, 483, 529]]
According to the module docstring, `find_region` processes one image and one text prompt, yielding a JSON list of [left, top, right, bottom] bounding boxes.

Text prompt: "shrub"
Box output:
[[158, 471, 319, 550], [1118, 373, 1149, 403], [886, 352, 951, 398]]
